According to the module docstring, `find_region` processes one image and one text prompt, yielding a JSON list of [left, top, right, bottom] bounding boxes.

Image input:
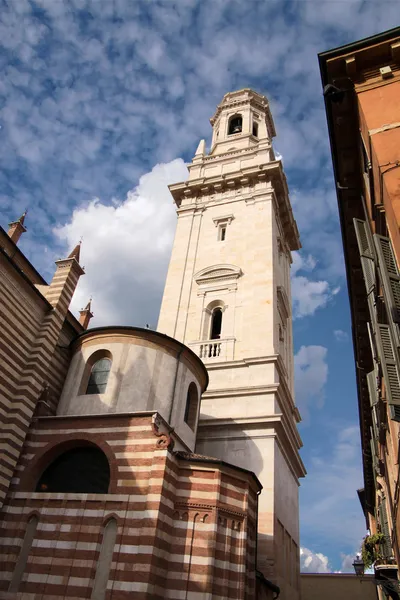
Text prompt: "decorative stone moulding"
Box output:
[[277, 286, 290, 320], [194, 264, 242, 287], [212, 214, 234, 227]]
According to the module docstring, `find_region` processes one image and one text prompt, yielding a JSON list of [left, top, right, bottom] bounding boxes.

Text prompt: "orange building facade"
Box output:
[[320, 27, 400, 598]]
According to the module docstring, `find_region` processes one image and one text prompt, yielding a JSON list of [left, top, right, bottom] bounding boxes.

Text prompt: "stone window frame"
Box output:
[[79, 349, 113, 396], [213, 214, 234, 242], [184, 382, 199, 431]]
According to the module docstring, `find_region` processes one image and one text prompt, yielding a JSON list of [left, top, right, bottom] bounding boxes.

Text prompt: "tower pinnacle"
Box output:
[[7, 210, 28, 244], [68, 241, 81, 262], [79, 299, 93, 329]]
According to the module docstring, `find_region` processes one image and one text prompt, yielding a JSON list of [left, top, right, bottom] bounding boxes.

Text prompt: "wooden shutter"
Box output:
[[353, 219, 376, 324], [374, 234, 400, 326], [366, 370, 380, 442], [366, 370, 379, 407], [370, 427, 379, 476], [375, 324, 400, 422], [379, 497, 392, 559]]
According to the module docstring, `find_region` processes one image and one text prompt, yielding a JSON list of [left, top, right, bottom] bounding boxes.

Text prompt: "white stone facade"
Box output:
[[158, 89, 306, 599]]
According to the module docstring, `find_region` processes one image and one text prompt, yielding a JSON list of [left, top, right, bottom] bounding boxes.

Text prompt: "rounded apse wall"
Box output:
[[57, 327, 208, 452]]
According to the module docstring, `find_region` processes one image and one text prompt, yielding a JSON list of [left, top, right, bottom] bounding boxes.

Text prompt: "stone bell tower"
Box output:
[[158, 89, 306, 599]]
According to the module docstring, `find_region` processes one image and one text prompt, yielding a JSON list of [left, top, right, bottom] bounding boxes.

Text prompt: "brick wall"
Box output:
[[0, 413, 260, 599]]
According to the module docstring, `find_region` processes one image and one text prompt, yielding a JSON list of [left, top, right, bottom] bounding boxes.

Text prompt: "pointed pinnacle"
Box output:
[[82, 298, 92, 312], [19, 209, 28, 225], [194, 139, 206, 157], [68, 241, 81, 262]]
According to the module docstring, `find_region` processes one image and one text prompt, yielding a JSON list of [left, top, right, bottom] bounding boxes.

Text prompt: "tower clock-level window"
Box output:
[[228, 115, 242, 135], [86, 358, 111, 394], [210, 307, 222, 340], [252, 122, 259, 137]]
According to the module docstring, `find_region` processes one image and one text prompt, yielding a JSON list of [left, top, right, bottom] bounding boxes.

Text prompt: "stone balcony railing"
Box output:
[[188, 338, 235, 363]]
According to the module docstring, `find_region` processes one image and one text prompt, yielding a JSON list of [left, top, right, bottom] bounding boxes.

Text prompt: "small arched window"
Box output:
[[36, 446, 110, 493], [228, 115, 242, 135], [210, 308, 222, 340], [184, 382, 199, 430], [86, 358, 111, 395], [9, 515, 39, 592], [91, 518, 118, 600]]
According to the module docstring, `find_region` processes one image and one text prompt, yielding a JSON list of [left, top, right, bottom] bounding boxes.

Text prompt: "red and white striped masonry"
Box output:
[[0, 413, 261, 599]]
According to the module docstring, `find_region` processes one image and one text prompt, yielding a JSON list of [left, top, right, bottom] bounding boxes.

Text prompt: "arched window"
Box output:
[[184, 382, 199, 430], [228, 115, 242, 135], [36, 446, 110, 494], [86, 358, 111, 394], [91, 518, 118, 600], [9, 515, 39, 592], [210, 308, 222, 340]]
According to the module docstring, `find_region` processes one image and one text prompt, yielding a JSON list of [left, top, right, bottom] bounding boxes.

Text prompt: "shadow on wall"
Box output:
[[195, 413, 278, 586]]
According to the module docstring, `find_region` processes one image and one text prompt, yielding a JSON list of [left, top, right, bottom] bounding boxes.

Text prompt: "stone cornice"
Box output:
[[169, 161, 300, 251], [197, 414, 306, 480], [201, 353, 303, 449]]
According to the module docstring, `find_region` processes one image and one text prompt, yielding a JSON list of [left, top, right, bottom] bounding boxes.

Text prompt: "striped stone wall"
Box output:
[[0, 413, 260, 599], [0, 238, 83, 508]]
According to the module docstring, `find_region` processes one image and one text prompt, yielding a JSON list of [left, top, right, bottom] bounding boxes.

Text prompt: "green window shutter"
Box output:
[[374, 234, 400, 326], [366, 370, 379, 407], [375, 324, 400, 422], [370, 427, 378, 475], [354, 219, 376, 324], [379, 497, 392, 559]]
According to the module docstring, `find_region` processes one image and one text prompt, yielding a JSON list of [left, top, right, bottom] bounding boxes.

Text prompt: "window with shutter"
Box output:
[[379, 497, 392, 560], [374, 234, 400, 328], [375, 324, 400, 422], [367, 370, 379, 407], [353, 219, 377, 325], [370, 427, 379, 476]]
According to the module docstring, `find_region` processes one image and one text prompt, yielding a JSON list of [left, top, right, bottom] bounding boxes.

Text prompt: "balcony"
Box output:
[[188, 338, 235, 363]]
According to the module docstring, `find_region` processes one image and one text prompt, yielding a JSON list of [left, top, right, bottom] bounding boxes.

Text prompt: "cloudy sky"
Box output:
[[1, 0, 399, 574]]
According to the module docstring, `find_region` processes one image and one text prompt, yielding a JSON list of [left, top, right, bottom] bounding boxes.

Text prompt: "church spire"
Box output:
[[7, 210, 27, 244], [79, 299, 93, 330]]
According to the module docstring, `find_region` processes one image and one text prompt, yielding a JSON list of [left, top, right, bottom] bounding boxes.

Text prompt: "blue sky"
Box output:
[[1, 0, 399, 574]]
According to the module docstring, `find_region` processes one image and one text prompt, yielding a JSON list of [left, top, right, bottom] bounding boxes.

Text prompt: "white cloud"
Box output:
[[334, 329, 349, 342], [300, 547, 331, 573], [291, 252, 340, 319], [291, 252, 316, 277], [340, 553, 356, 573], [55, 159, 188, 327], [295, 345, 328, 417]]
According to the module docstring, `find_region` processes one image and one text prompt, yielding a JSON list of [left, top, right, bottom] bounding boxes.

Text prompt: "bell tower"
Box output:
[[158, 89, 306, 599]]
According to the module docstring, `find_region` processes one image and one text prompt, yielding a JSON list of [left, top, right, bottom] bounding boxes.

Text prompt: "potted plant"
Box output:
[[361, 533, 386, 569]]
